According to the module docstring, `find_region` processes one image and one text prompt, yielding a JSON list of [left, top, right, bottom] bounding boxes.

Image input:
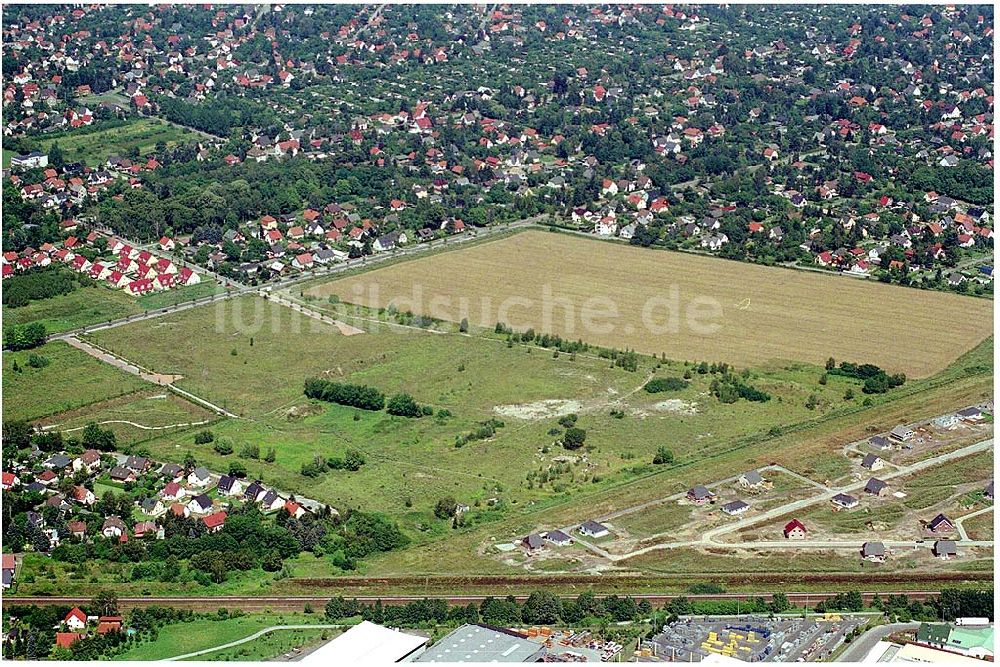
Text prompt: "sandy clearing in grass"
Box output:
[[494, 399, 583, 420], [309, 230, 992, 377]]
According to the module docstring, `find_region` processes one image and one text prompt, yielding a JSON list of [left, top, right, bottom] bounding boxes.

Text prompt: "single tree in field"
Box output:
[[562, 427, 587, 450]]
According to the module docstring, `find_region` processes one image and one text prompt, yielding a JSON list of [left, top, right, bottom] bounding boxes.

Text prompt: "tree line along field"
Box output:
[[308, 230, 993, 378]]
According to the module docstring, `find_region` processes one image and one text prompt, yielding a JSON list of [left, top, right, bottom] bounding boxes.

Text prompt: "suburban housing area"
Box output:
[[0, 2, 994, 664]]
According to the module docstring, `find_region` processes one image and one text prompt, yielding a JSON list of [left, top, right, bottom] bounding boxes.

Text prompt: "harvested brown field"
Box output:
[[308, 230, 992, 377]]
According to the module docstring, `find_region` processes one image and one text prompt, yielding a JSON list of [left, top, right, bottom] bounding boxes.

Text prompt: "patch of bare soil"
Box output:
[[494, 399, 584, 420], [284, 404, 324, 420]]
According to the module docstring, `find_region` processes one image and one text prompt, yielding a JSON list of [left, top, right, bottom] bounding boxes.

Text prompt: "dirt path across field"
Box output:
[[65, 336, 239, 419], [65, 336, 182, 384], [40, 419, 214, 433]]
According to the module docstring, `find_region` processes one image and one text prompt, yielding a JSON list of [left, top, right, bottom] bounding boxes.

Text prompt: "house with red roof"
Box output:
[[161, 481, 183, 501], [56, 632, 83, 649], [72, 486, 96, 506], [64, 607, 87, 631], [97, 616, 123, 635], [292, 253, 314, 270], [127, 279, 154, 295], [134, 262, 154, 280], [155, 257, 175, 274], [203, 511, 228, 533], [1, 471, 19, 490], [176, 267, 200, 286], [107, 271, 129, 289], [133, 521, 158, 539], [784, 519, 807, 539], [284, 500, 306, 519]]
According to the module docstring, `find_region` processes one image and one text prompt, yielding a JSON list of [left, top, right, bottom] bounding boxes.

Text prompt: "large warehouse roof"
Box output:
[[303, 621, 427, 664]]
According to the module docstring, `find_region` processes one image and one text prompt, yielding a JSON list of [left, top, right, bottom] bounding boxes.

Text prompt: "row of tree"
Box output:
[[325, 591, 654, 627], [304, 378, 385, 411]]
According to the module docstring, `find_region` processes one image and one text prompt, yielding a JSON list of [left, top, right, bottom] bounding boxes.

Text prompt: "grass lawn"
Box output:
[[623, 546, 917, 576], [77, 91, 129, 106], [35, 389, 217, 447], [309, 229, 993, 378], [2, 286, 142, 335], [93, 481, 125, 498], [136, 278, 226, 311], [181, 627, 337, 661], [614, 502, 694, 539], [38, 118, 203, 166], [113, 613, 330, 661], [2, 278, 223, 336], [962, 511, 994, 540], [2, 341, 145, 421]]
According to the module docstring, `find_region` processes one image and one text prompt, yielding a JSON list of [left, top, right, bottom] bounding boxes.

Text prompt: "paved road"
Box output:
[[265, 293, 365, 335], [47, 290, 238, 343], [835, 622, 919, 663], [160, 624, 343, 661]]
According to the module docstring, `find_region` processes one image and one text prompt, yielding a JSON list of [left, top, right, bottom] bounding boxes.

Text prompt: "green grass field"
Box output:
[[38, 118, 203, 166], [181, 627, 336, 661], [963, 511, 994, 541], [113, 613, 332, 661], [3, 286, 141, 335], [35, 389, 218, 447], [86, 296, 898, 530], [2, 278, 223, 336], [2, 341, 145, 421], [136, 278, 225, 311], [77, 92, 129, 107]]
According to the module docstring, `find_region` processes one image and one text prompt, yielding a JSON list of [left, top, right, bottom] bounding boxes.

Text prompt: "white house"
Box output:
[[578, 520, 610, 539], [187, 467, 211, 488]]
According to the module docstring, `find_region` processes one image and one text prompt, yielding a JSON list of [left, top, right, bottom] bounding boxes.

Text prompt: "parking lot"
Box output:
[[643, 615, 870, 662]]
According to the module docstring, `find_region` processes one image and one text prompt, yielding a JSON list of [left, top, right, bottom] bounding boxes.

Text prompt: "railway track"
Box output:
[[2, 590, 948, 612]]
